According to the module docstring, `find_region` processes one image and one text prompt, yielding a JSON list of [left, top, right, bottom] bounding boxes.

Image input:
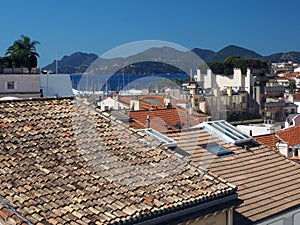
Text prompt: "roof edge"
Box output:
[[132, 192, 239, 225]]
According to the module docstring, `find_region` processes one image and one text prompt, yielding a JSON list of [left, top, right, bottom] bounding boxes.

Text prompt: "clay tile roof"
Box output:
[[118, 95, 165, 110], [254, 134, 279, 149], [166, 128, 300, 225], [294, 93, 300, 101], [0, 97, 236, 225], [129, 107, 207, 132], [129, 108, 182, 132], [276, 125, 300, 147]]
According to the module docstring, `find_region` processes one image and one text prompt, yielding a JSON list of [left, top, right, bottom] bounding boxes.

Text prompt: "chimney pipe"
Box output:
[[146, 115, 150, 128]]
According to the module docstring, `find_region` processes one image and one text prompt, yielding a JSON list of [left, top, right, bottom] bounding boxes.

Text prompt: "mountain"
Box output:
[[43, 45, 300, 74], [43, 52, 98, 74], [85, 46, 203, 75], [198, 45, 263, 62], [191, 48, 215, 60], [262, 52, 300, 63]]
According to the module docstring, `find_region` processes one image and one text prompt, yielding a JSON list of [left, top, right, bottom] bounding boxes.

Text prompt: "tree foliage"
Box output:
[[207, 56, 269, 75], [5, 35, 40, 72], [288, 80, 296, 94]]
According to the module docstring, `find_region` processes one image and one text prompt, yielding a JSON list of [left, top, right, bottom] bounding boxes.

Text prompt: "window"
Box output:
[[7, 81, 15, 90], [201, 143, 234, 157], [291, 108, 295, 114]]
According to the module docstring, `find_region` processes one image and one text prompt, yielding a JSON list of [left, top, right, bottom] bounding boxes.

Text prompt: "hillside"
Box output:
[[43, 52, 98, 74], [43, 45, 300, 74], [262, 52, 300, 63], [191, 48, 215, 60], [199, 45, 262, 62]]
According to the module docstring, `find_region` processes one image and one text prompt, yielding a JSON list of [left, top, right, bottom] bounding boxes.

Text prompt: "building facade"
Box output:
[[0, 73, 41, 98]]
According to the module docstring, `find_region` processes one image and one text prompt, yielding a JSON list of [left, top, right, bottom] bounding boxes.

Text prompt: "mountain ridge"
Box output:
[[43, 45, 300, 74]]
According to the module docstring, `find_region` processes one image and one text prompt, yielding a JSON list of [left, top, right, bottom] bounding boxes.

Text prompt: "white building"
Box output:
[[285, 114, 300, 128], [236, 123, 281, 136], [294, 67, 300, 73], [97, 96, 129, 111], [40, 74, 73, 97], [0, 73, 41, 98], [194, 68, 253, 93]]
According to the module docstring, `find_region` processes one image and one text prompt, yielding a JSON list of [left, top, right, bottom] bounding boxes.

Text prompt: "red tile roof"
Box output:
[[140, 96, 165, 109], [166, 128, 300, 225], [294, 93, 300, 101], [118, 95, 165, 110], [254, 134, 279, 149], [0, 97, 236, 225], [276, 125, 300, 147], [128, 106, 208, 132], [129, 108, 182, 132], [0, 203, 28, 225]]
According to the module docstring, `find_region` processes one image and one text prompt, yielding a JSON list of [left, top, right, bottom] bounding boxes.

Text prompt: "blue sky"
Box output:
[[1, 0, 300, 66]]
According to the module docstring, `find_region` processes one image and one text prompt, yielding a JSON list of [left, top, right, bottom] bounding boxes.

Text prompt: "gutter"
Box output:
[[127, 193, 239, 225], [0, 196, 32, 225]]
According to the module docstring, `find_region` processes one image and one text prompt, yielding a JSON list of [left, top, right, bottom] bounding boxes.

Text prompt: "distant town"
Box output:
[[1, 35, 300, 225]]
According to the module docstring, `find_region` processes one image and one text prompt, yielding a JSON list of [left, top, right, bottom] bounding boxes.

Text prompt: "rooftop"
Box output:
[[129, 108, 183, 132], [166, 127, 300, 225], [0, 97, 236, 225], [276, 125, 300, 147], [254, 133, 279, 149]]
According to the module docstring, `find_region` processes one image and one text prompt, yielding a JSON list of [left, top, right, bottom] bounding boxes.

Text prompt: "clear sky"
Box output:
[[1, 0, 300, 66]]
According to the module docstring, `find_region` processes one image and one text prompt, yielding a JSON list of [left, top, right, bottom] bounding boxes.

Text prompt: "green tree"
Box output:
[[5, 35, 40, 73], [288, 80, 296, 94]]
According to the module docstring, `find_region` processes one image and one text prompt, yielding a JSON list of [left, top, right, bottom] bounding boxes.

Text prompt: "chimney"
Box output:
[[114, 91, 119, 101], [190, 88, 196, 109], [227, 87, 232, 97], [130, 96, 141, 111], [146, 115, 150, 128]]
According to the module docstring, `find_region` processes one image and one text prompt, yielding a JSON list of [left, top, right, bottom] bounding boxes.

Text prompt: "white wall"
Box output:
[[236, 124, 281, 136], [40, 74, 73, 97], [0, 74, 40, 94], [195, 68, 253, 93], [295, 101, 300, 113], [257, 206, 300, 225], [98, 97, 128, 111]]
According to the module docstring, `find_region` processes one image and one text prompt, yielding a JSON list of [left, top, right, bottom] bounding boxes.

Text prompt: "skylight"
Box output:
[[195, 120, 253, 144], [143, 98, 162, 105], [201, 143, 234, 157], [138, 128, 177, 148]]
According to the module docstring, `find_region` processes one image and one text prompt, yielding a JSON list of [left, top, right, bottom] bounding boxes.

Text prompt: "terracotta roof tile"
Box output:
[[294, 93, 300, 101], [276, 125, 300, 147], [0, 97, 236, 225], [129, 108, 182, 132], [166, 128, 300, 224], [254, 134, 279, 149]]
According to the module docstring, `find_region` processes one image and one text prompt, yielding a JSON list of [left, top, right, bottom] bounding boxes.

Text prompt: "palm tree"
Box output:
[[5, 35, 40, 73]]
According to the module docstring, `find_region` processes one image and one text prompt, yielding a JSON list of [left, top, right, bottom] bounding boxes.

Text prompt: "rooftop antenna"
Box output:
[[122, 67, 125, 90], [55, 52, 58, 74], [127, 71, 130, 92]]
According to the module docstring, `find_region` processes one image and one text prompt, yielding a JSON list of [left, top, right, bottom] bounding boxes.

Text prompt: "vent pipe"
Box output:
[[146, 115, 150, 128]]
